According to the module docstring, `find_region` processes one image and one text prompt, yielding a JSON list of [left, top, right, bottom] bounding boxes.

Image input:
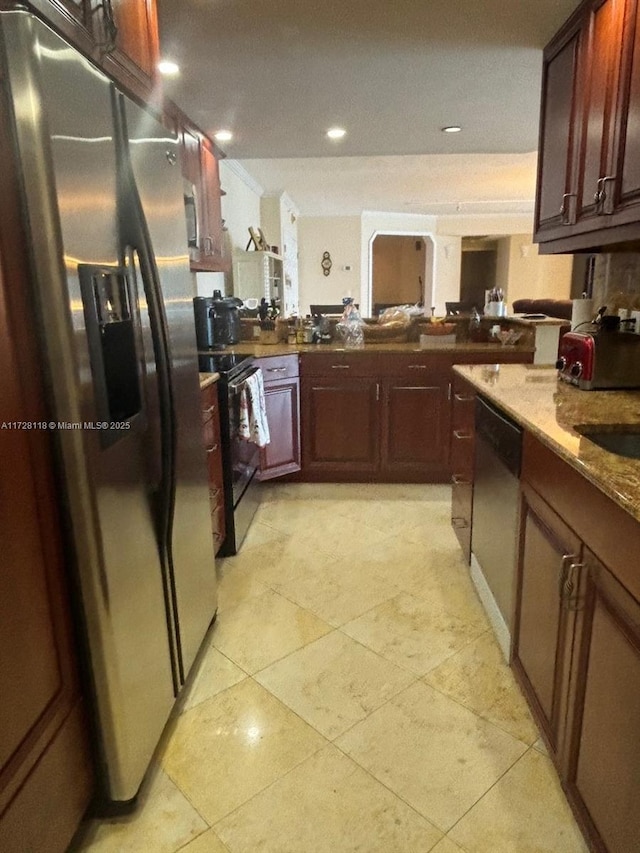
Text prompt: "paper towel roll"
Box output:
[[571, 298, 595, 330]]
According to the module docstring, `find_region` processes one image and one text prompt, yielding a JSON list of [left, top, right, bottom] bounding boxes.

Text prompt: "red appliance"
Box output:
[[557, 329, 640, 390]]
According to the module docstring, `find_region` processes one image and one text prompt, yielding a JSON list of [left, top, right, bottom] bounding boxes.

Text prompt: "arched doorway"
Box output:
[[369, 233, 434, 316]]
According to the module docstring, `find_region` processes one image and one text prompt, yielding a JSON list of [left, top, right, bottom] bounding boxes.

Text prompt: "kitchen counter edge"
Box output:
[[204, 342, 536, 358], [199, 372, 220, 390], [454, 363, 640, 524]]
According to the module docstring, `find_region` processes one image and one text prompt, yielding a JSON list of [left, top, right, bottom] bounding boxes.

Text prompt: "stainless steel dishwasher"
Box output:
[[471, 395, 523, 653]]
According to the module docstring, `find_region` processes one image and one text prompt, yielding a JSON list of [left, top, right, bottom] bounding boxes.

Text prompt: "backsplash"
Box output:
[[592, 253, 640, 312]]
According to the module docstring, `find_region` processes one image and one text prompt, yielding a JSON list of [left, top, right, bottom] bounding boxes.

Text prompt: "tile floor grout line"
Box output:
[[210, 736, 331, 834], [329, 726, 450, 841], [419, 677, 539, 751], [79, 486, 585, 851], [172, 826, 230, 853], [253, 573, 402, 631], [167, 678, 333, 835], [443, 744, 540, 841]]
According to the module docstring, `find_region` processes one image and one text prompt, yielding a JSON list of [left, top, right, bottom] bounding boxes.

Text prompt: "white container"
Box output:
[[420, 333, 457, 348], [486, 301, 506, 317]]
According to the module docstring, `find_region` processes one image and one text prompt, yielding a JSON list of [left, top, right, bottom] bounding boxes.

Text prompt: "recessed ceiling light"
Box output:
[[327, 127, 347, 140], [214, 130, 233, 143], [157, 59, 180, 77], [442, 125, 462, 133]]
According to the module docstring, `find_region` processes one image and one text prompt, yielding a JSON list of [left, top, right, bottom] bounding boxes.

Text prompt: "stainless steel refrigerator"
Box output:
[[0, 9, 217, 804]]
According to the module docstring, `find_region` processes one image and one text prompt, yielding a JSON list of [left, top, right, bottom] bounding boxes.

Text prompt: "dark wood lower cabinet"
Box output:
[[512, 484, 583, 767], [381, 378, 450, 479], [255, 353, 301, 480], [302, 377, 380, 475], [201, 382, 225, 555], [568, 549, 640, 853], [0, 154, 93, 847], [513, 433, 640, 853], [450, 374, 476, 561], [259, 376, 301, 480]]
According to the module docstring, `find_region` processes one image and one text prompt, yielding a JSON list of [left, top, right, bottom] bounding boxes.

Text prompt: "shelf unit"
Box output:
[[232, 250, 283, 304]]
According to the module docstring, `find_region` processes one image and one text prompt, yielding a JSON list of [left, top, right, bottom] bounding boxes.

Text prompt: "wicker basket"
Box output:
[[420, 322, 458, 337], [362, 321, 409, 343]]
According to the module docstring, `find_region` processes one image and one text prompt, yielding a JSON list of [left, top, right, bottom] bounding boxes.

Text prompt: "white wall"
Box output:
[[297, 216, 361, 314], [501, 235, 573, 306], [431, 236, 463, 314], [203, 160, 263, 296]]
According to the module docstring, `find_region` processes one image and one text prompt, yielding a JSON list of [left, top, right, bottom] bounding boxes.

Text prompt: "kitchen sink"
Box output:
[[574, 424, 640, 460]]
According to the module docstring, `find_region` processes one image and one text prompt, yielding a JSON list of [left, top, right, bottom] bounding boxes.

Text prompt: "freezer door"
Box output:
[[0, 12, 174, 801], [123, 97, 218, 680]]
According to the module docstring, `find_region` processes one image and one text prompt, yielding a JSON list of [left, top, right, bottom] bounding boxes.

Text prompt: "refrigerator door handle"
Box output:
[[112, 89, 182, 689]]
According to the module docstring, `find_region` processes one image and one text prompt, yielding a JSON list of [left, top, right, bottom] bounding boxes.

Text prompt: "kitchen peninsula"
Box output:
[[454, 362, 640, 853], [207, 340, 535, 485]]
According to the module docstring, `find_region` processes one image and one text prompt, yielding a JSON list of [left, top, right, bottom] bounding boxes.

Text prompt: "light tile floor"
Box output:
[[75, 484, 588, 853]]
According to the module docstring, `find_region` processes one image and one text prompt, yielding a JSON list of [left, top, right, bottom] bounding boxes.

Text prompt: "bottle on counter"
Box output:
[[468, 306, 482, 342], [303, 315, 315, 344]]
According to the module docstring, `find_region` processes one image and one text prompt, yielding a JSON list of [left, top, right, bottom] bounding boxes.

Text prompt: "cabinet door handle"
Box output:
[[593, 178, 605, 211], [451, 474, 471, 485], [203, 236, 213, 255], [94, 0, 118, 54], [454, 393, 474, 402], [453, 429, 472, 439], [394, 386, 438, 391], [564, 561, 586, 611], [599, 175, 616, 215], [560, 192, 576, 225], [331, 364, 350, 369], [206, 444, 219, 453], [266, 367, 287, 373], [407, 364, 427, 369], [451, 516, 469, 529], [447, 382, 452, 401], [376, 383, 380, 401], [203, 404, 216, 414], [559, 553, 578, 598]]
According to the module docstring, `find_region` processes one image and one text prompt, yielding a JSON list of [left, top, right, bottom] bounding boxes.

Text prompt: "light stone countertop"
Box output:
[[199, 372, 220, 390], [454, 363, 640, 523]]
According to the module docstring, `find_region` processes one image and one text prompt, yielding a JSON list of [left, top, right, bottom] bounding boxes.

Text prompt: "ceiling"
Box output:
[[157, 0, 580, 215]]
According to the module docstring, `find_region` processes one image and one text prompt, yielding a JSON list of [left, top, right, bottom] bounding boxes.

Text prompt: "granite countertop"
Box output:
[[199, 372, 220, 389], [505, 314, 567, 327], [454, 363, 640, 522], [205, 341, 535, 358]]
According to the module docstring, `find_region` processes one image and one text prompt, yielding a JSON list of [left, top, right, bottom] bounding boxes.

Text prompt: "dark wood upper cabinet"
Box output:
[[610, 0, 640, 221], [535, 0, 640, 251], [109, 0, 159, 82], [174, 114, 228, 273], [535, 19, 583, 238], [11, 1, 159, 100], [574, 0, 625, 224]]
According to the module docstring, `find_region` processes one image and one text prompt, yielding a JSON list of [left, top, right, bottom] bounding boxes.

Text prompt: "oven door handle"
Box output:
[[228, 366, 260, 392]]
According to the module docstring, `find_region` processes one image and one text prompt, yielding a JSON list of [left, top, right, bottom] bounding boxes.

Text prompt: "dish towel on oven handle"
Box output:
[[238, 369, 271, 447]]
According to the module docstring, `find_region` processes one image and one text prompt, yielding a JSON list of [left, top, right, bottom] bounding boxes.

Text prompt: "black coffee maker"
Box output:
[[193, 291, 242, 356]]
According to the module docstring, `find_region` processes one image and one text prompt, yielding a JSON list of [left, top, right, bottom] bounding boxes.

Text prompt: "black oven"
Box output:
[[201, 353, 261, 556]]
